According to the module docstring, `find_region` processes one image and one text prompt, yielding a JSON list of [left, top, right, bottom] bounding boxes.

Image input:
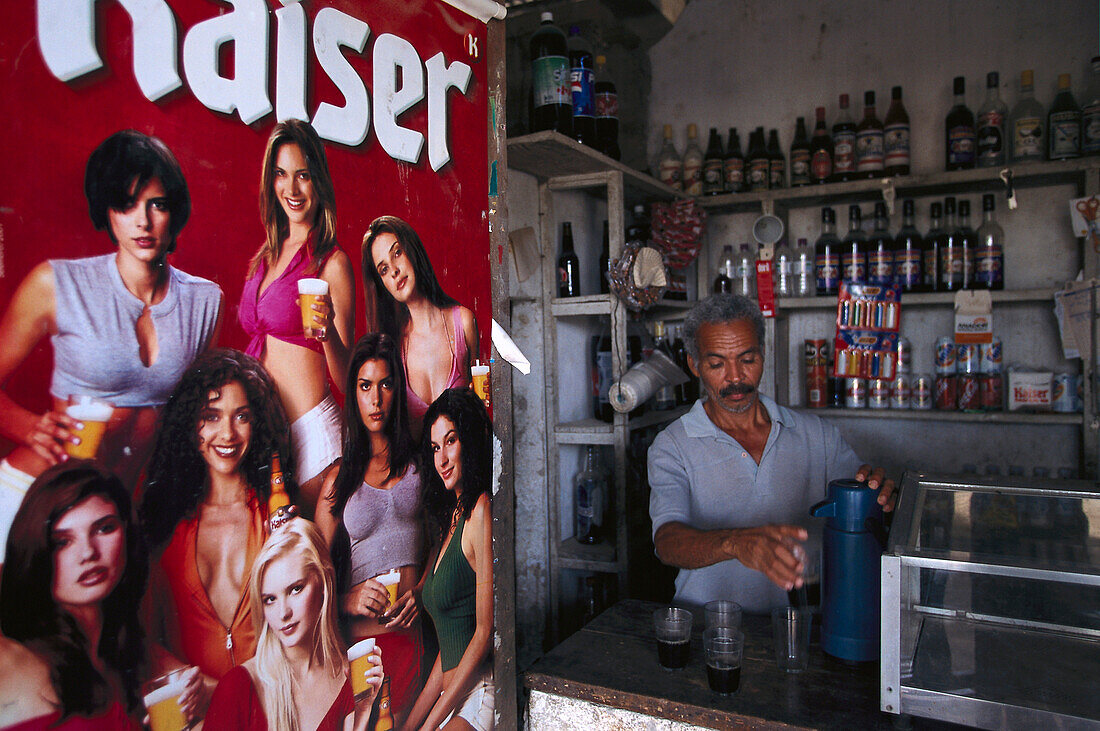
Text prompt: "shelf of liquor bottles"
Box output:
[[555, 406, 691, 444], [793, 406, 1081, 425], [775, 287, 1058, 312], [697, 157, 1100, 215]]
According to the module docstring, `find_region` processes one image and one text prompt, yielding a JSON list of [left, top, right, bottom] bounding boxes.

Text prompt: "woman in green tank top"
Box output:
[[406, 388, 494, 731]]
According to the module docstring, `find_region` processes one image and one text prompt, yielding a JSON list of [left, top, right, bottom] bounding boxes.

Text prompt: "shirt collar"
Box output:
[[682, 393, 789, 439]]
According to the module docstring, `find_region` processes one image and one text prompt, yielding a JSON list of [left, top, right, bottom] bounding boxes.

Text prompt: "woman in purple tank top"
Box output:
[[362, 216, 479, 440]]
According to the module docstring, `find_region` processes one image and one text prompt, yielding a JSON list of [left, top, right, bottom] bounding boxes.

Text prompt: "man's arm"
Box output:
[[654, 521, 808, 591]]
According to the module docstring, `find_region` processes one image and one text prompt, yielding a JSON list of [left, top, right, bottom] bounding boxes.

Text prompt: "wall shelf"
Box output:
[[795, 407, 1081, 426], [776, 288, 1058, 311]]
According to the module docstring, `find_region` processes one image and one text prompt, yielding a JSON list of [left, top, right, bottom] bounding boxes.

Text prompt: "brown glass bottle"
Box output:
[[789, 117, 811, 186], [809, 107, 833, 184], [767, 129, 786, 189], [884, 86, 911, 175], [747, 128, 769, 191], [832, 94, 857, 181], [855, 91, 884, 178], [723, 128, 745, 193]]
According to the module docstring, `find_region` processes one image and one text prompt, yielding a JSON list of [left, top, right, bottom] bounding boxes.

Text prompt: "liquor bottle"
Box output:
[[924, 202, 944, 292], [773, 237, 793, 297], [373, 679, 394, 731], [593, 55, 620, 160], [938, 198, 963, 291], [702, 127, 726, 195], [1048, 73, 1082, 160], [814, 207, 841, 296], [657, 124, 682, 190], [1083, 57, 1100, 155], [671, 325, 696, 403], [956, 199, 977, 288], [976, 71, 1008, 167], [884, 86, 911, 175], [856, 90, 885, 178], [747, 128, 770, 191], [599, 221, 610, 294], [530, 12, 571, 136], [713, 244, 735, 293], [832, 94, 857, 181], [793, 238, 815, 297], [580, 575, 601, 626], [975, 194, 1005, 290], [789, 117, 812, 187], [682, 124, 704, 195], [592, 333, 612, 421], [809, 107, 833, 184], [558, 222, 580, 297], [566, 26, 595, 147], [867, 202, 893, 286], [841, 205, 867, 284], [945, 76, 976, 170], [894, 199, 924, 293], [1010, 69, 1045, 163], [652, 322, 677, 410], [574, 446, 605, 544], [767, 129, 786, 189], [723, 128, 745, 193], [735, 243, 756, 298]]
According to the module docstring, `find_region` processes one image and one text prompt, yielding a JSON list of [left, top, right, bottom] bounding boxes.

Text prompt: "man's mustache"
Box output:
[[719, 383, 754, 398]]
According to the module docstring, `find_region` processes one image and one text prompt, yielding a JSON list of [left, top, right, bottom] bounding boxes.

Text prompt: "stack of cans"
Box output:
[[934, 336, 1004, 411], [934, 337, 957, 410], [889, 338, 912, 409], [979, 338, 1003, 411]]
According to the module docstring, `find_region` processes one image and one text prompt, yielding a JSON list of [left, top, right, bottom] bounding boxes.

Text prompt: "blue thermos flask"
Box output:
[[810, 478, 886, 663]]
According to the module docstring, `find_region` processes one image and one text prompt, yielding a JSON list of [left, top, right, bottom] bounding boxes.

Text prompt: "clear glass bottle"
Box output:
[[1083, 57, 1100, 155], [682, 123, 705, 195], [1049, 73, 1082, 160], [793, 237, 815, 297], [735, 243, 756, 299], [657, 124, 682, 190], [977, 71, 1008, 167], [713, 244, 735, 294], [814, 207, 841, 296], [945, 76, 976, 170], [574, 446, 605, 545], [841, 205, 867, 284], [773, 238, 793, 297], [975, 194, 1005, 290], [1010, 69, 1045, 163]]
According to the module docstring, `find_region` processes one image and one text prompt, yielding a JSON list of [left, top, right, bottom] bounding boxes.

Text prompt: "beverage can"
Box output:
[[868, 378, 891, 409], [1052, 373, 1077, 412], [845, 378, 867, 409], [934, 337, 956, 374], [957, 374, 981, 411], [979, 338, 1003, 374], [980, 373, 1004, 411], [935, 375, 957, 410], [804, 339, 828, 369], [955, 344, 980, 375], [891, 374, 911, 409], [912, 374, 933, 410], [896, 337, 912, 373]]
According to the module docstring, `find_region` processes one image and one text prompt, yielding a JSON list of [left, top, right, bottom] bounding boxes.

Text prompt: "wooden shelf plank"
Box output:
[[793, 406, 1080, 425], [551, 295, 613, 317], [558, 538, 618, 570], [777, 288, 1058, 311]]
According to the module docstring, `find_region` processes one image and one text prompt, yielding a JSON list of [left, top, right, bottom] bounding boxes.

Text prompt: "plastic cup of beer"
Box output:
[[375, 569, 400, 624], [297, 278, 329, 339], [471, 364, 490, 408], [347, 638, 377, 700], [65, 396, 113, 459], [143, 669, 189, 731]]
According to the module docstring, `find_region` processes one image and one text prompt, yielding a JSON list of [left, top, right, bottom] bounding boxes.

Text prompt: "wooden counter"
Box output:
[[524, 599, 897, 730]]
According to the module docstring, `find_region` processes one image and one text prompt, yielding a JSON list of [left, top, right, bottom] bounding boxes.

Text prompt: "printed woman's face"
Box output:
[[261, 552, 324, 651], [51, 495, 126, 612], [197, 380, 253, 477], [430, 416, 462, 493], [108, 177, 172, 265], [371, 232, 417, 304], [272, 142, 318, 228], [356, 358, 395, 434]]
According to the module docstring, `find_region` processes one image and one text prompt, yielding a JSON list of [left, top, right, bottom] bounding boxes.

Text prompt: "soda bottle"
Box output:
[[558, 222, 580, 297], [723, 127, 745, 193], [702, 127, 726, 195], [789, 117, 811, 187], [567, 26, 596, 147], [767, 129, 786, 189], [735, 243, 756, 298], [594, 55, 620, 160], [713, 244, 735, 294], [530, 12, 571, 136], [793, 237, 815, 297], [773, 238, 793, 297]]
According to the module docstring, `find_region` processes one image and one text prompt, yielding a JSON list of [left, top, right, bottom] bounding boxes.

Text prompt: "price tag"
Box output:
[[756, 260, 776, 318]]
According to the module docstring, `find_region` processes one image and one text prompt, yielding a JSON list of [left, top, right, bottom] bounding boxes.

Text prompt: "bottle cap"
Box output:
[[1021, 69, 1034, 87], [1058, 73, 1071, 88], [839, 93, 849, 107], [822, 206, 835, 223], [663, 123, 672, 138], [953, 76, 965, 95], [892, 86, 902, 98], [958, 199, 970, 216], [986, 71, 999, 87], [944, 197, 956, 214], [596, 54, 606, 64], [864, 90, 875, 106], [903, 199, 915, 216], [687, 123, 698, 137], [849, 204, 861, 220], [540, 11, 553, 22], [874, 201, 887, 217], [816, 106, 826, 119], [931, 202, 943, 217], [982, 194, 995, 212]]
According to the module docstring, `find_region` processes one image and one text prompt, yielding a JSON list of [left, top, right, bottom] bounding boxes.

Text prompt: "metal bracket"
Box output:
[[1000, 168, 1018, 209], [881, 179, 897, 215]]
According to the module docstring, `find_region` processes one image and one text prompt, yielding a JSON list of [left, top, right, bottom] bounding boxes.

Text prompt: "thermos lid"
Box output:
[[811, 478, 884, 533]]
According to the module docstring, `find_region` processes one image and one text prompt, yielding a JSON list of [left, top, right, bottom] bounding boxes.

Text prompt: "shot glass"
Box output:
[[772, 606, 812, 673], [347, 638, 378, 700], [375, 569, 401, 624], [297, 278, 329, 339], [653, 607, 692, 670], [142, 669, 189, 731], [65, 396, 113, 459], [704, 627, 744, 695], [704, 600, 742, 632]]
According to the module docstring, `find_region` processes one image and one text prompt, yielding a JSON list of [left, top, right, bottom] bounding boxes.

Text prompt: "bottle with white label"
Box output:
[[1082, 57, 1100, 155], [832, 94, 857, 181], [1010, 69, 1045, 163], [682, 124, 704, 195], [1048, 73, 1081, 160], [793, 238, 815, 297], [657, 124, 682, 190], [735, 243, 756, 299], [975, 194, 1005, 290], [773, 238, 793, 298], [977, 71, 1007, 167]]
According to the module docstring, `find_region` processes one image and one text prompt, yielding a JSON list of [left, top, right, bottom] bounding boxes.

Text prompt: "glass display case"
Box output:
[[881, 472, 1100, 729]]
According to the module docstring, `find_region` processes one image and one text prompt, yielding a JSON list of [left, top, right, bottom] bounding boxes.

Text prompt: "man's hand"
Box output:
[[854, 464, 896, 512], [727, 525, 807, 591]]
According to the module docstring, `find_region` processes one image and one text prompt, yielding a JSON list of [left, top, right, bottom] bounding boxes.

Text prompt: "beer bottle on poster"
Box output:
[[956, 199, 977, 288], [267, 452, 292, 530], [566, 26, 596, 147], [373, 679, 394, 731], [814, 207, 841, 296], [747, 128, 770, 191], [810, 107, 834, 184], [1010, 69, 1045, 163], [767, 129, 786, 189], [594, 55, 621, 160], [976, 71, 1008, 167], [530, 12, 571, 136], [702, 127, 726, 195], [713, 245, 735, 294], [894, 199, 924, 293], [558, 222, 581, 297], [883, 86, 910, 176], [855, 90, 885, 178], [1083, 57, 1100, 155], [938, 198, 963, 292], [1048, 73, 1082, 160], [599, 221, 610, 294], [724, 127, 745, 193], [841, 205, 867, 284], [575, 446, 606, 544], [793, 238, 815, 297], [682, 124, 705, 195], [945, 76, 976, 170], [867, 202, 894, 286], [924, 202, 944, 292], [832, 94, 857, 181], [789, 117, 812, 187], [975, 194, 1005, 290], [657, 124, 683, 190]]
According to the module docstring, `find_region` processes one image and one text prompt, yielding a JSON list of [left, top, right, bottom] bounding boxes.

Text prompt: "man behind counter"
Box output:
[[648, 294, 895, 614]]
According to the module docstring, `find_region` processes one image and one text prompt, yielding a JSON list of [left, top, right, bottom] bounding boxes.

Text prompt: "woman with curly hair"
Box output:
[[205, 519, 385, 731], [406, 388, 494, 731], [239, 119, 355, 515], [0, 460, 148, 729], [315, 333, 425, 727], [139, 348, 295, 724]]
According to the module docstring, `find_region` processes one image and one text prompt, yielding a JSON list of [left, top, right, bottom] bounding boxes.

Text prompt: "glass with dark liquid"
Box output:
[[704, 627, 744, 694], [653, 607, 693, 670]]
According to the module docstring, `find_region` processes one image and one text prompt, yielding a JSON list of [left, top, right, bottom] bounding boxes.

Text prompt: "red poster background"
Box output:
[[0, 0, 491, 446]]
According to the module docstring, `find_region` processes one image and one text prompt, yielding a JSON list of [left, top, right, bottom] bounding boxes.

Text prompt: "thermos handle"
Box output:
[[810, 498, 835, 518]]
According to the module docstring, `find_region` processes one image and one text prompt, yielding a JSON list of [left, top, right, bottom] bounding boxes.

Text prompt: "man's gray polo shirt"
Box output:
[[648, 395, 862, 613]]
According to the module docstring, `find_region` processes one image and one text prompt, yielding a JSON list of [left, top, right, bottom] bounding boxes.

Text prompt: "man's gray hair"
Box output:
[[683, 293, 766, 362]]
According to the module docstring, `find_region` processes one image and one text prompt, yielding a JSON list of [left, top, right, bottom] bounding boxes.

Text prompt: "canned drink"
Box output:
[[869, 378, 891, 409], [979, 338, 1002, 374], [934, 337, 956, 375], [1052, 373, 1077, 412], [845, 378, 867, 409], [955, 344, 980, 375], [805, 339, 828, 369], [912, 374, 933, 410], [896, 337, 912, 373], [935, 375, 957, 410], [957, 374, 981, 412], [980, 373, 1004, 411], [891, 374, 911, 409]]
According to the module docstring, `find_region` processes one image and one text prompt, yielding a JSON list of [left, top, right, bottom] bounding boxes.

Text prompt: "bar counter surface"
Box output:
[[525, 599, 897, 730]]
